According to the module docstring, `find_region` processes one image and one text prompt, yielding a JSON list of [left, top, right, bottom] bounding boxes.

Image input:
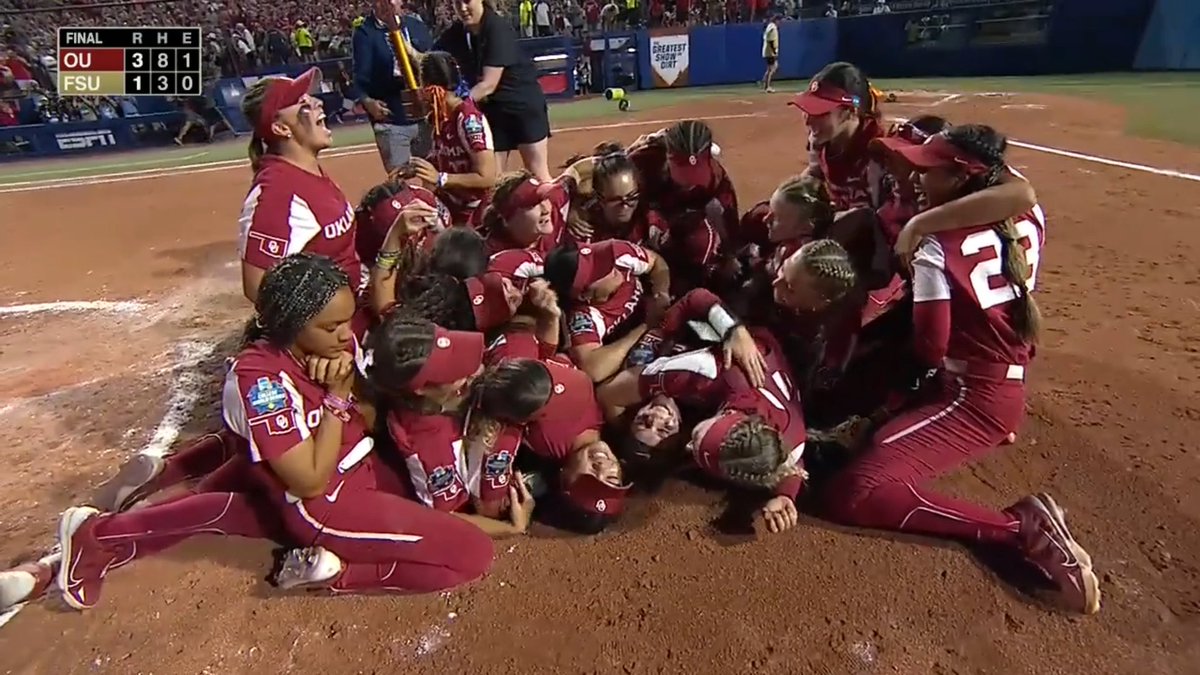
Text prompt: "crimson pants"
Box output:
[[823, 373, 1025, 545], [91, 432, 494, 594]]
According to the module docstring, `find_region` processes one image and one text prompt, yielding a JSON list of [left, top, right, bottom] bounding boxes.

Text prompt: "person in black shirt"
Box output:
[[427, 0, 553, 181]]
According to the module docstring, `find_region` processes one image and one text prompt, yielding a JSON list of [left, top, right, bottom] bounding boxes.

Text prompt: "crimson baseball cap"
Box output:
[[406, 326, 485, 390], [890, 133, 990, 176], [562, 472, 630, 516], [496, 177, 558, 219], [464, 273, 516, 332], [254, 67, 321, 139], [789, 79, 857, 116]]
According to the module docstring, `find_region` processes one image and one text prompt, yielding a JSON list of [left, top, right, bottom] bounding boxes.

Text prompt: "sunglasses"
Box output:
[[599, 191, 640, 207]]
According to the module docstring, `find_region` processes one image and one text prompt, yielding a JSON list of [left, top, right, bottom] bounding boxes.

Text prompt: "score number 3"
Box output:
[[961, 213, 1043, 310]]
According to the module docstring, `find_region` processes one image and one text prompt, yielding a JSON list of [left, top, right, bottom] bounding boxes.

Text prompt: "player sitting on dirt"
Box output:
[[821, 124, 1100, 615], [353, 172, 451, 273], [19, 254, 496, 610], [404, 51, 499, 228], [543, 239, 672, 383]]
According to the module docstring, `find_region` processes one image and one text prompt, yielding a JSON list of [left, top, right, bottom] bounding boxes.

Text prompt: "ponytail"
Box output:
[[995, 220, 1041, 343], [240, 77, 274, 174], [248, 135, 266, 173]]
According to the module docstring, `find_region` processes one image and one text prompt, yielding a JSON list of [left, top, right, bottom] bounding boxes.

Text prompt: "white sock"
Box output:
[[0, 571, 36, 609]]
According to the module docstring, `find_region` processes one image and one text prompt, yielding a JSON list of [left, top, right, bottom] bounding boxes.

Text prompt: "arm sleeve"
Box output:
[[468, 425, 523, 504], [224, 366, 312, 463], [910, 236, 951, 367], [350, 28, 374, 100], [659, 288, 725, 336], [610, 240, 653, 276], [237, 185, 320, 270], [567, 309, 603, 347], [388, 414, 470, 512], [457, 107, 495, 153]]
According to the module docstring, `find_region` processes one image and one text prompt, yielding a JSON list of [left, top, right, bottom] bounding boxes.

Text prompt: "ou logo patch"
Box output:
[[306, 409, 323, 428], [267, 240, 280, 255], [594, 500, 607, 513]]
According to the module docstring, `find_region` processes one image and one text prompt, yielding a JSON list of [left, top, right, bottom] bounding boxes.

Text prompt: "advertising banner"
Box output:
[[648, 28, 690, 88]]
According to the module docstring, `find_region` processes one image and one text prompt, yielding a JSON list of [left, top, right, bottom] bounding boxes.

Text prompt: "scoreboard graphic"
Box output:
[[57, 27, 203, 97]]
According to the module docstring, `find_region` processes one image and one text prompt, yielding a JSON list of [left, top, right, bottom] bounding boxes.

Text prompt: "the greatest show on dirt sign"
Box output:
[[648, 29, 690, 88], [56, 27, 203, 97]]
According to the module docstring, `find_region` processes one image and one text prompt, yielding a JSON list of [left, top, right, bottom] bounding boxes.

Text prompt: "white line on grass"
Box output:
[[0, 113, 764, 193], [0, 300, 148, 316]]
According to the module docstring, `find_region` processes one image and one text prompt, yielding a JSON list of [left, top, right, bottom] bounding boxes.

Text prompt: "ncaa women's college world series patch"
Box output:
[[246, 377, 296, 435]]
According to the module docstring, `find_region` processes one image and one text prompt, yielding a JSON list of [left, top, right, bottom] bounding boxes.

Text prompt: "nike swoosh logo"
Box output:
[[325, 480, 345, 503], [66, 549, 85, 587]]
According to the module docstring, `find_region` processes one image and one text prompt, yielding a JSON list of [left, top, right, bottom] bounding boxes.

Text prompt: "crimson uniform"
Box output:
[[824, 204, 1047, 544], [237, 155, 362, 290], [638, 328, 807, 499], [523, 358, 606, 460], [487, 249, 545, 289], [386, 409, 524, 512], [579, 199, 670, 247], [429, 98, 495, 227], [628, 140, 738, 236], [565, 240, 653, 349]]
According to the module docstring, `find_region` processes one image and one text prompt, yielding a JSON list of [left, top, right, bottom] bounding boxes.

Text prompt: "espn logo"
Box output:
[[55, 129, 117, 150]]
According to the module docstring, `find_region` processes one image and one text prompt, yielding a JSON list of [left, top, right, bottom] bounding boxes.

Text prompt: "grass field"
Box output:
[[2, 71, 1197, 185]]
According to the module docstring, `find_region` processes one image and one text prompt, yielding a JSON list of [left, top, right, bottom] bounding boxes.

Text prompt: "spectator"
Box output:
[[293, 20, 315, 62], [567, 0, 585, 36], [584, 0, 601, 32], [0, 99, 17, 127], [601, 0, 620, 29], [873, 0, 891, 13], [534, 0, 552, 36], [233, 26, 257, 71], [518, 0, 534, 37]]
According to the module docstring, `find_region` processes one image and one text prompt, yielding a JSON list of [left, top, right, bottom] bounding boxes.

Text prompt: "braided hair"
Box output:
[[240, 77, 274, 173], [364, 311, 441, 410], [773, 174, 835, 235], [943, 124, 1042, 343], [811, 61, 879, 119], [795, 238, 857, 305], [717, 415, 800, 490], [401, 272, 477, 330], [662, 120, 713, 159], [244, 253, 350, 347], [479, 170, 536, 237]]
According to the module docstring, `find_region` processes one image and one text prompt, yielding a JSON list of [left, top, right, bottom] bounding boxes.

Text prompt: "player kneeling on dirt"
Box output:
[[822, 124, 1100, 615]]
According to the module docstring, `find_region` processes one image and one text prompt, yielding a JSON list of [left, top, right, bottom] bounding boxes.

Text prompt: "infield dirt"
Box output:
[[1, 92, 1198, 674]]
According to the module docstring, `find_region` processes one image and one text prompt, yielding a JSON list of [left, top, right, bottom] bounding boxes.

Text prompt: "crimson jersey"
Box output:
[[483, 177, 574, 256], [566, 240, 653, 348], [637, 329, 807, 498], [628, 141, 738, 236], [237, 155, 361, 289], [222, 340, 374, 500], [525, 359, 604, 460], [485, 328, 560, 364], [487, 249, 545, 288], [810, 118, 885, 211], [386, 409, 521, 512], [912, 204, 1047, 366], [429, 98, 494, 225]]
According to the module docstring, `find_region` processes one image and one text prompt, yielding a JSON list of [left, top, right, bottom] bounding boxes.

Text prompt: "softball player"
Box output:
[[237, 69, 362, 303], [479, 171, 574, 256], [823, 125, 1099, 615], [406, 51, 499, 228], [52, 255, 495, 608], [354, 175, 451, 270], [559, 142, 670, 247], [543, 239, 672, 383]]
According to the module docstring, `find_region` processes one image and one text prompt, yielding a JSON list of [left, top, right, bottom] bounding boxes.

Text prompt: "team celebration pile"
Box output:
[[0, 0, 1102, 621]]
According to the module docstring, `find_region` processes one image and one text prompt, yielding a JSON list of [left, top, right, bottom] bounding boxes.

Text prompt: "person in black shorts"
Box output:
[[429, 0, 553, 180]]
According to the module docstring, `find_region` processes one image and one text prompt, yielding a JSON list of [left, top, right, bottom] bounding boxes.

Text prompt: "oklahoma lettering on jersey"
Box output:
[[429, 98, 494, 223], [912, 204, 1047, 366], [222, 340, 373, 500], [566, 241, 653, 347], [237, 155, 362, 290]]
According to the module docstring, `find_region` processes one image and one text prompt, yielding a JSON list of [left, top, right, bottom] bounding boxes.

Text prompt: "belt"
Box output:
[[943, 357, 1024, 381]]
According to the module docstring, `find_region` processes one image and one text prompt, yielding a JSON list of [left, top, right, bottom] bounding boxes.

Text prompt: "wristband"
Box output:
[[707, 304, 739, 341], [437, 172, 448, 188], [375, 249, 402, 271], [322, 394, 352, 422]]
